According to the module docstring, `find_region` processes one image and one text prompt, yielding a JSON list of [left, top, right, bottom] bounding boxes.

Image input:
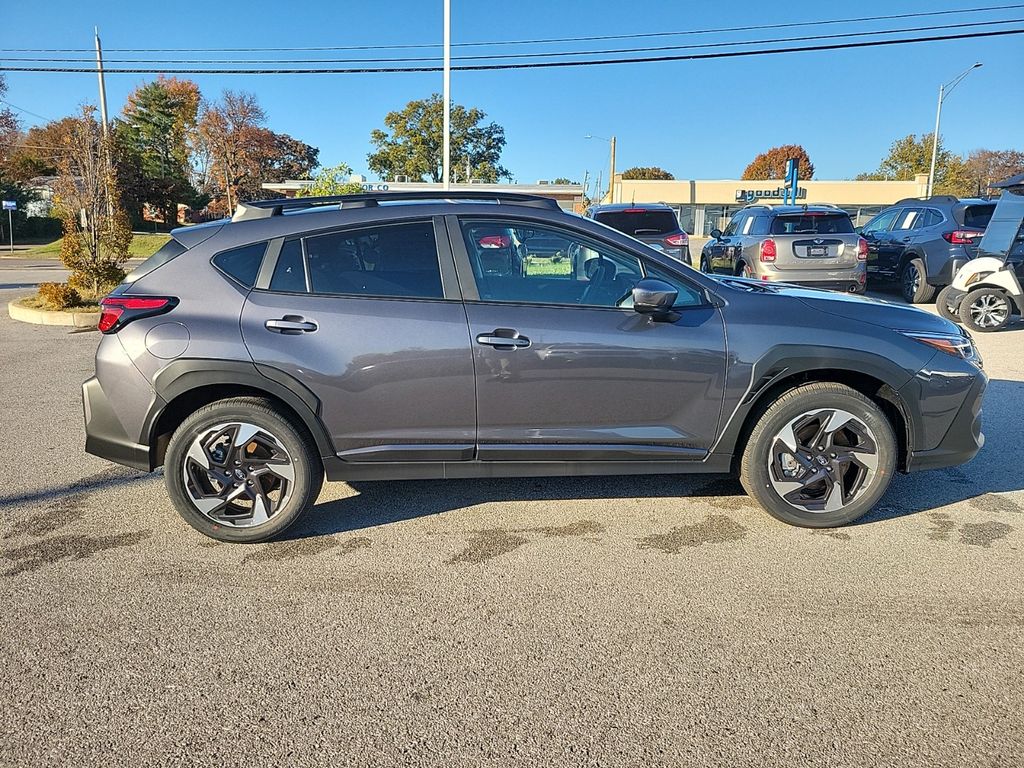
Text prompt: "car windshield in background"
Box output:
[[769, 214, 854, 235], [962, 204, 996, 229], [596, 209, 679, 236]]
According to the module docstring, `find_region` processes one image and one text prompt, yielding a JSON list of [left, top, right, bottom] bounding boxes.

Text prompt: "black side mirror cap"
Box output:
[[710, 228, 723, 240], [633, 278, 679, 318]]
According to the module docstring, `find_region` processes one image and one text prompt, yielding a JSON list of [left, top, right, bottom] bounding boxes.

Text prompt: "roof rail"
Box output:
[[892, 195, 959, 207], [232, 190, 563, 221]]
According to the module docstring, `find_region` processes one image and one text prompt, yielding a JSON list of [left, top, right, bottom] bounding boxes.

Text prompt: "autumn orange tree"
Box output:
[[741, 145, 815, 180], [54, 106, 132, 299]]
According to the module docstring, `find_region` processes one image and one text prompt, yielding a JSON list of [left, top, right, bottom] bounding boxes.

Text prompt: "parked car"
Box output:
[[859, 196, 996, 303], [586, 203, 691, 264], [700, 204, 867, 293], [84, 191, 985, 543]]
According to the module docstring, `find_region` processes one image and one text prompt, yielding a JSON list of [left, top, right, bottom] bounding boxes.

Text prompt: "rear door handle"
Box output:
[[265, 316, 318, 334], [476, 329, 531, 349]]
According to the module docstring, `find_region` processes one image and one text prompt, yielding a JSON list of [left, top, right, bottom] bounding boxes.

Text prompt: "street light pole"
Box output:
[[585, 133, 617, 202], [442, 0, 451, 191], [927, 62, 982, 198]]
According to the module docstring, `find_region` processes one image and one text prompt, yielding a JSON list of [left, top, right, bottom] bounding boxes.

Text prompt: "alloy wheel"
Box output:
[[767, 409, 879, 513], [968, 293, 1010, 328], [902, 263, 920, 300], [182, 422, 295, 527]]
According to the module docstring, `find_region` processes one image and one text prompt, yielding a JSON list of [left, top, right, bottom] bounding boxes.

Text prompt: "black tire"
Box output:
[[739, 383, 897, 528], [164, 397, 323, 543], [957, 287, 1012, 332], [935, 284, 960, 323], [700, 255, 711, 273], [738, 262, 754, 279], [900, 257, 936, 304]]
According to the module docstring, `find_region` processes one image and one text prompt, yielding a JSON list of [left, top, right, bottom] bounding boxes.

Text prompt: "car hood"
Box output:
[[716, 277, 961, 335]]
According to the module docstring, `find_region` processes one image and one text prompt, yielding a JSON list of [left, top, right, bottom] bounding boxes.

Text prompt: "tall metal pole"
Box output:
[[94, 28, 109, 138], [608, 136, 616, 202], [927, 84, 943, 199], [442, 0, 451, 191]]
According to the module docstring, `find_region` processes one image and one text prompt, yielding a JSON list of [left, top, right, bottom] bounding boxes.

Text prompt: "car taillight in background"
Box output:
[[759, 238, 777, 263], [98, 296, 178, 334], [478, 234, 511, 249], [942, 230, 983, 244], [857, 237, 869, 261], [663, 233, 688, 247]]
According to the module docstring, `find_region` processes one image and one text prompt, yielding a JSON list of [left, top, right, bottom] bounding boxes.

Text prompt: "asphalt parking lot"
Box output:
[[1, 264, 1023, 767]]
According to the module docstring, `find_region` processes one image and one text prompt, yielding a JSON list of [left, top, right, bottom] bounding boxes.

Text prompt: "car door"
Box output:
[[449, 215, 728, 462], [707, 212, 745, 274], [239, 217, 477, 461], [890, 207, 925, 266], [861, 208, 901, 275]]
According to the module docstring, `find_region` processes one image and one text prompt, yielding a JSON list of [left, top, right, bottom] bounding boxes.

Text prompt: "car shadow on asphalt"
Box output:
[[291, 380, 1024, 539]]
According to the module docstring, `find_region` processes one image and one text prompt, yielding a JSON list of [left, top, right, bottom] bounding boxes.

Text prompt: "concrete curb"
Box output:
[[7, 299, 100, 328]]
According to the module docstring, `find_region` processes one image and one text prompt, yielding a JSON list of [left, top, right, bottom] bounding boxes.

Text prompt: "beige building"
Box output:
[[605, 174, 930, 235]]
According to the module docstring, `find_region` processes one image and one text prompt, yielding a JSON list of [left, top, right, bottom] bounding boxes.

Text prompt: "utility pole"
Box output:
[[927, 62, 982, 198], [94, 28, 109, 139], [442, 0, 451, 191], [608, 136, 616, 202]]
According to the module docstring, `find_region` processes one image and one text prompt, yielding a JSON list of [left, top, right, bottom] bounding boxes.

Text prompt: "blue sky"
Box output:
[[2, 1, 1022, 185]]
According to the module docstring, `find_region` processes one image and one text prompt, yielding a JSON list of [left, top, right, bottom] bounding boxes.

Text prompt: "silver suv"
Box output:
[[700, 205, 867, 293], [83, 191, 985, 543]]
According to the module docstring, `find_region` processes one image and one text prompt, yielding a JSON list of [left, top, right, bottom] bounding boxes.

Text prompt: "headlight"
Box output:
[[965, 271, 994, 287], [901, 331, 980, 365]]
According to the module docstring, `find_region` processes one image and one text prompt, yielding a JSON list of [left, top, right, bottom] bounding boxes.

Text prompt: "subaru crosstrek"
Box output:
[[83, 191, 986, 543]]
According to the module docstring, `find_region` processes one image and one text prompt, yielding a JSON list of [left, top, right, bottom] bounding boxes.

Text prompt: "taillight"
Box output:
[[664, 233, 688, 247], [98, 296, 177, 334], [857, 236, 869, 261], [759, 238, 777, 262], [942, 230, 982, 244]]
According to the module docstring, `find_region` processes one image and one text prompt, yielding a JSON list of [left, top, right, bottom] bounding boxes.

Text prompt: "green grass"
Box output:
[[524, 257, 572, 276], [13, 233, 171, 260]]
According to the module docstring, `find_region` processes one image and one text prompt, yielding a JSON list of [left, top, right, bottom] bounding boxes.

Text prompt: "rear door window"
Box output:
[[595, 209, 679, 236], [769, 214, 854, 235]]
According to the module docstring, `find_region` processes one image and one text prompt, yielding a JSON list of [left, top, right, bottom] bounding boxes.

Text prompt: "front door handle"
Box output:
[[476, 329, 531, 349], [265, 316, 318, 334]]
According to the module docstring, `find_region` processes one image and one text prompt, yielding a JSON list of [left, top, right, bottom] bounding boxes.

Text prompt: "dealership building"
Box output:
[[263, 173, 931, 235], [605, 173, 931, 235]]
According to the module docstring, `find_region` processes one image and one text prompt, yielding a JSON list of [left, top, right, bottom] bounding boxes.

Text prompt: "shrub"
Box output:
[[37, 282, 81, 310], [67, 264, 125, 297]]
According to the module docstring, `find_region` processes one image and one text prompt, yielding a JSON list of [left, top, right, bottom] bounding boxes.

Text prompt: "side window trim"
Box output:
[[253, 238, 284, 290]]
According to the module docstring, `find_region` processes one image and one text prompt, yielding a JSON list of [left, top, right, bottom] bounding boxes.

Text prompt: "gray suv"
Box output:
[[84, 191, 986, 543], [861, 196, 996, 303], [586, 203, 691, 264], [700, 205, 867, 293]]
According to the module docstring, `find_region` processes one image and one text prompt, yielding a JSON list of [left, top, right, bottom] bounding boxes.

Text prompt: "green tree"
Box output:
[[621, 166, 675, 180], [120, 77, 202, 226], [742, 145, 815, 180], [857, 133, 971, 196], [54, 106, 133, 297], [296, 163, 364, 197], [0, 75, 20, 178], [965, 148, 1024, 195], [368, 94, 509, 183]]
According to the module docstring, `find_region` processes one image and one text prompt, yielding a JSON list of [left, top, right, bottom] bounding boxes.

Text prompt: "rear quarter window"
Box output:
[[212, 242, 268, 287]]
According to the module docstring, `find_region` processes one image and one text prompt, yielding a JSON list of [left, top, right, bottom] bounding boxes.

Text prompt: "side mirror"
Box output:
[[710, 228, 723, 240], [633, 278, 678, 317]]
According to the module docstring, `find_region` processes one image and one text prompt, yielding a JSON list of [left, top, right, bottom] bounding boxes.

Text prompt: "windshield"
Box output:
[[769, 214, 854, 235], [595, 209, 680, 236]]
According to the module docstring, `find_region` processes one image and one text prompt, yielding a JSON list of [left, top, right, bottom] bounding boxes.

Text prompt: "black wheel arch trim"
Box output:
[[144, 359, 336, 463], [710, 346, 918, 469]]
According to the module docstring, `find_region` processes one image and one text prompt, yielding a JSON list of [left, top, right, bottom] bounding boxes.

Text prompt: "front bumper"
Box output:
[[82, 376, 151, 471], [904, 367, 987, 472]]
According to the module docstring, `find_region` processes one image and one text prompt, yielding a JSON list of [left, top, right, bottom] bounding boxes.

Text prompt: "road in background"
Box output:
[[1, 282, 1022, 767]]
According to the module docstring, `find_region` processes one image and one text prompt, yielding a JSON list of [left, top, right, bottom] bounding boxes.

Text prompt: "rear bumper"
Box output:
[[82, 377, 151, 471], [775, 279, 865, 293], [905, 369, 987, 472]]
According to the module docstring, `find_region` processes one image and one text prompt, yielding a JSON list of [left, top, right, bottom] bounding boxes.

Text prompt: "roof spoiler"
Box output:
[[231, 190, 562, 221]]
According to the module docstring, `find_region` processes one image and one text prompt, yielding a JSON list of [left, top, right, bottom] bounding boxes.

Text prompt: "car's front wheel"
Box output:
[[740, 383, 896, 528], [700, 255, 711, 273], [164, 397, 323, 543]]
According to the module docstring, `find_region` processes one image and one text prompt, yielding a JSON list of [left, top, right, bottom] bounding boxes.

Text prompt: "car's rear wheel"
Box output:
[[901, 258, 936, 304], [740, 383, 896, 528], [935, 284, 960, 323], [958, 287, 1012, 332], [164, 397, 323, 543]]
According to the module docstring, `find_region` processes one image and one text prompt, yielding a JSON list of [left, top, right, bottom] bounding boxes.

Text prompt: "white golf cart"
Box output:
[[937, 174, 1024, 332]]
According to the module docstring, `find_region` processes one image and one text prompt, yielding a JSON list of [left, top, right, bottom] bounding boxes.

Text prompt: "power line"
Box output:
[[1, 17, 1021, 65], [0, 3, 1021, 53], [0, 99, 52, 122], [0, 27, 1020, 75]]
